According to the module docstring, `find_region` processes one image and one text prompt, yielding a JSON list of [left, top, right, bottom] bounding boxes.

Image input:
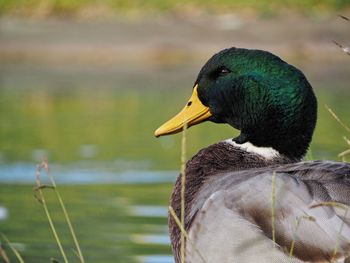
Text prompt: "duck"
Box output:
[[154, 47, 350, 263]]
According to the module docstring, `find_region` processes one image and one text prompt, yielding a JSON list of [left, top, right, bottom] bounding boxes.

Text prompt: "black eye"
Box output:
[[217, 66, 231, 77]]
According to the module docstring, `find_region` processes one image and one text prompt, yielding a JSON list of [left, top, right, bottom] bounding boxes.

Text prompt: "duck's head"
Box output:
[[155, 48, 317, 160]]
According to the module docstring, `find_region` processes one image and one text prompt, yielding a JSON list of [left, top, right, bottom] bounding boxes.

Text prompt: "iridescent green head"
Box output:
[[155, 47, 317, 160]]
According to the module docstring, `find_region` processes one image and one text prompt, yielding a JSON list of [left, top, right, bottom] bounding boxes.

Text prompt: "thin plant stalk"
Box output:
[[35, 163, 69, 263], [180, 123, 188, 263], [169, 206, 206, 263], [331, 207, 349, 262], [325, 105, 350, 261], [0, 242, 10, 263], [309, 202, 348, 262], [1, 233, 25, 263], [339, 137, 350, 161], [333, 40, 350, 56], [325, 105, 350, 132], [326, 106, 350, 161], [289, 216, 315, 260], [271, 171, 277, 246], [344, 137, 350, 146], [45, 163, 85, 263], [338, 149, 350, 158], [288, 217, 300, 259]]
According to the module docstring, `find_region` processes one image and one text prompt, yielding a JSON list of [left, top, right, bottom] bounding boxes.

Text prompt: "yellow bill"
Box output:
[[155, 84, 212, 137]]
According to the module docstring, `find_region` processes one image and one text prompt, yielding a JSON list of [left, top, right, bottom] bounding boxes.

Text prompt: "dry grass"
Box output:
[[326, 105, 350, 161], [288, 215, 315, 260], [325, 105, 350, 133], [318, 103, 350, 260], [333, 15, 350, 56], [0, 233, 25, 263], [271, 171, 277, 247], [34, 160, 85, 263], [168, 206, 207, 263], [339, 136, 350, 161], [34, 161, 68, 263], [168, 121, 208, 263], [180, 123, 187, 263]]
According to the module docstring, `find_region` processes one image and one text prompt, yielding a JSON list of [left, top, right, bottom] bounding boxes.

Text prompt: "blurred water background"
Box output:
[[0, 1, 350, 262]]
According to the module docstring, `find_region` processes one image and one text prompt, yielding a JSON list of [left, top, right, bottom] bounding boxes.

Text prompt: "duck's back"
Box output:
[[169, 141, 350, 263]]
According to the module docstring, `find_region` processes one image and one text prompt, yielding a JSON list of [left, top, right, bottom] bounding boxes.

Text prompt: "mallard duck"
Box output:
[[154, 48, 350, 263]]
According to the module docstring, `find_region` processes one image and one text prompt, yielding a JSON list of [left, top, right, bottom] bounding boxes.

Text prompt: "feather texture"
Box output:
[[188, 160, 350, 262], [169, 142, 350, 263]]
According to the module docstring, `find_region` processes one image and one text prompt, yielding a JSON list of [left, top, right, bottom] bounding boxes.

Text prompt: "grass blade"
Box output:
[[289, 216, 315, 259], [44, 163, 85, 263], [0, 243, 10, 263], [35, 162, 69, 263], [180, 123, 187, 263], [325, 105, 350, 132], [271, 171, 277, 246], [331, 207, 349, 262], [1, 233, 25, 263], [169, 206, 206, 263]]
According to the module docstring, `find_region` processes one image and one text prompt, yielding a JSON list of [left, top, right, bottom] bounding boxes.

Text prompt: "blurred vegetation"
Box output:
[[1, 0, 350, 17]]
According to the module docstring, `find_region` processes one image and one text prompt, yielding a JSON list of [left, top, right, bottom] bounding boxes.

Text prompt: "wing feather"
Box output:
[[188, 161, 350, 262]]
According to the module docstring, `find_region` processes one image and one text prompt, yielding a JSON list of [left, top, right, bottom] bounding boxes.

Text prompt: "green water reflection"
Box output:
[[1, 85, 349, 167], [0, 183, 173, 263]]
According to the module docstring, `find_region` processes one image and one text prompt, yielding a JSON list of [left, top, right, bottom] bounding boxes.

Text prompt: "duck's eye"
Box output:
[[217, 66, 231, 77]]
